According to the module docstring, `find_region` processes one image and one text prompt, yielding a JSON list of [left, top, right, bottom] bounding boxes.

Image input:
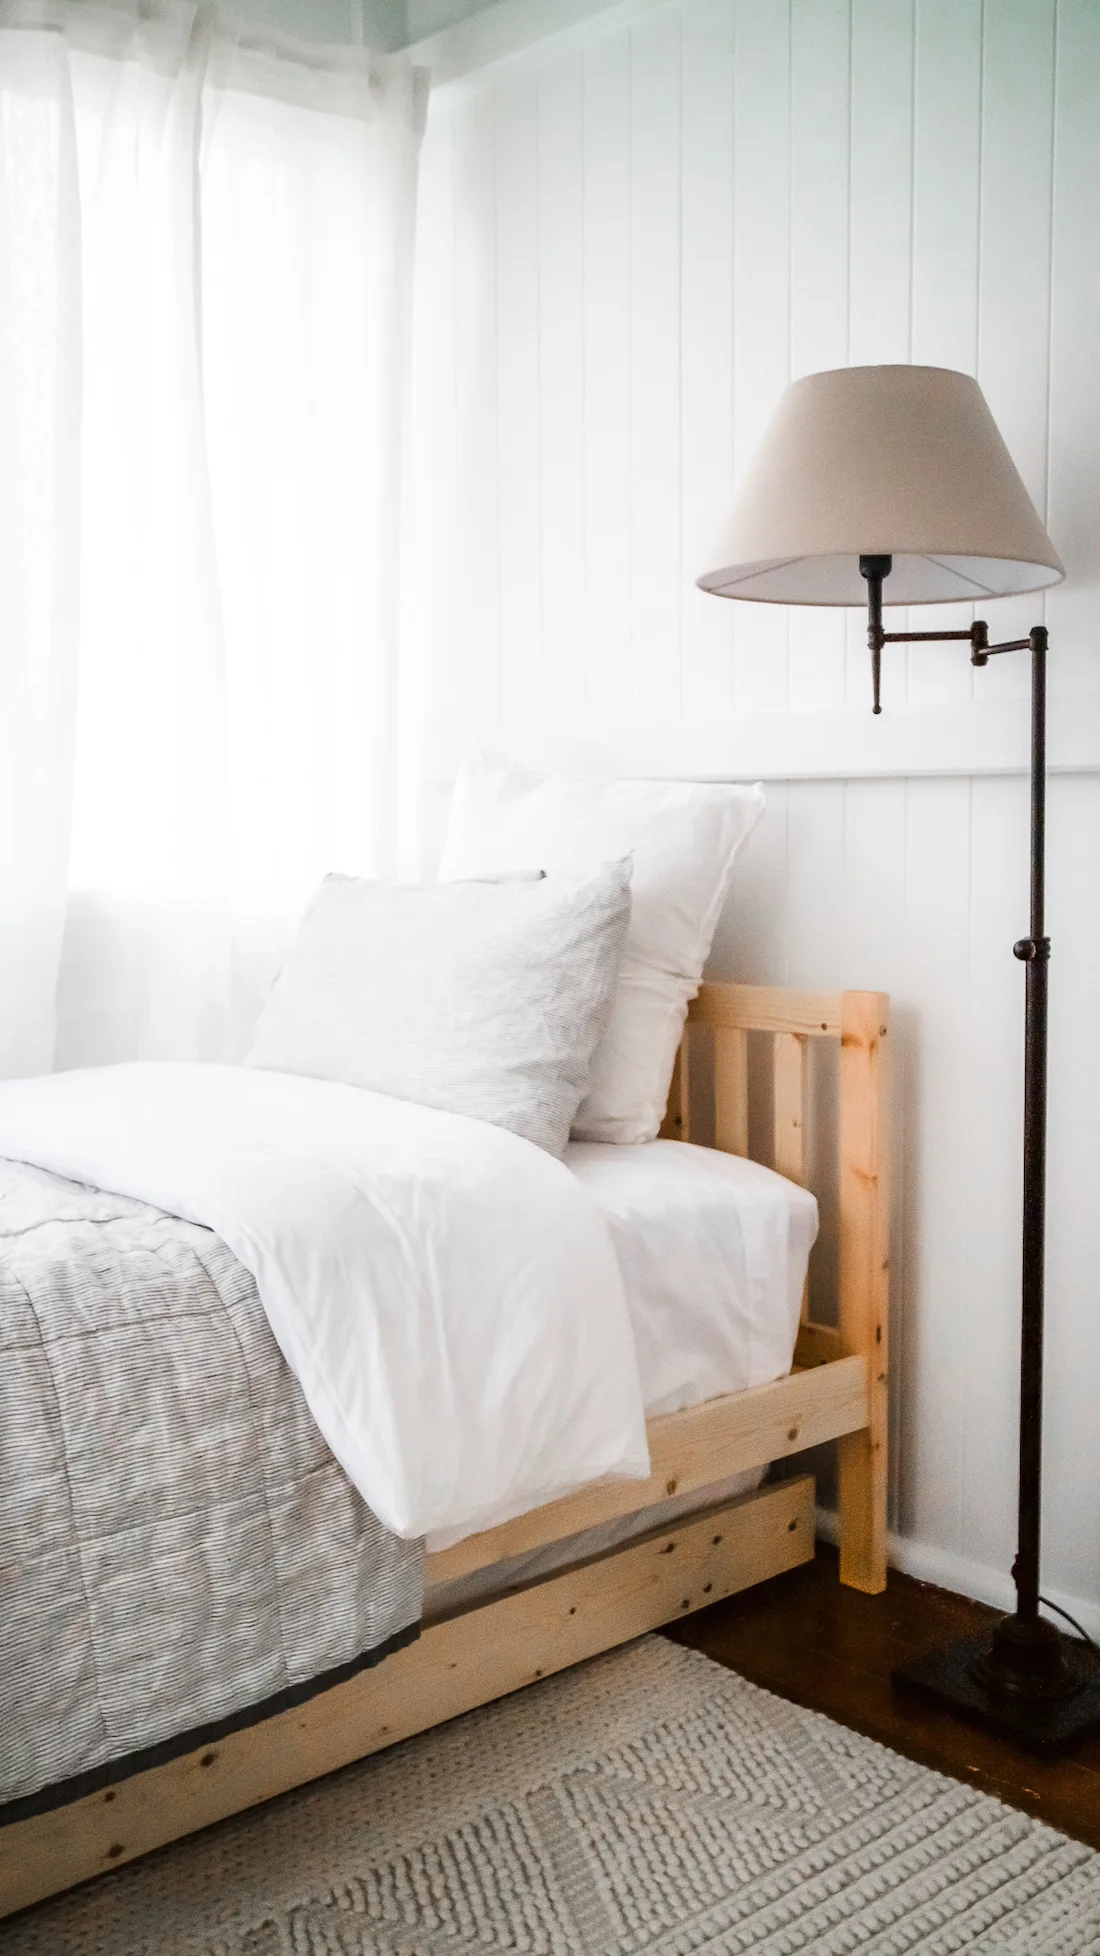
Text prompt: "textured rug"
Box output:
[[8, 1636, 1100, 1955]]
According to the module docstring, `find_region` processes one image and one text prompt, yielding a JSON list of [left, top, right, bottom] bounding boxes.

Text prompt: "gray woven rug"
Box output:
[[8, 1637, 1100, 1954]]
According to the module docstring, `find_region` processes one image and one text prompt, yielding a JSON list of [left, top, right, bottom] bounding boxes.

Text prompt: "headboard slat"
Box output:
[[713, 1027, 748, 1157], [772, 1032, 807, 1186]]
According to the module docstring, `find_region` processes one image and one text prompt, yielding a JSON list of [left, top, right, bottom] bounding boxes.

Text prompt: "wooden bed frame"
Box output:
[[1, 980, 889, 1919]]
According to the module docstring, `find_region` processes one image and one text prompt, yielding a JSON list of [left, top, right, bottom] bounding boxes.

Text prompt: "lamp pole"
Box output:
[[1012, 622, 1049, 1638], [861, 560, 1100, 1748]]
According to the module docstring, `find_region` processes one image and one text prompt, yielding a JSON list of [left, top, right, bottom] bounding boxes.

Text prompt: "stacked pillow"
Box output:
[[247, 750, 765, 1156], [440, 751, 765, 1144], [246, 861, 631, 1157]]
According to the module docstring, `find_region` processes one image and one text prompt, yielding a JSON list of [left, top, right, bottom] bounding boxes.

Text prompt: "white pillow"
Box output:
[[439, 751, 765, 1144], [244, 864, 632, 1157]]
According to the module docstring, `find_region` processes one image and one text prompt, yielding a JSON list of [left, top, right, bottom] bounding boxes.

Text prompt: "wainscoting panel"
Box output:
[[407, 0, 1100, 1622]]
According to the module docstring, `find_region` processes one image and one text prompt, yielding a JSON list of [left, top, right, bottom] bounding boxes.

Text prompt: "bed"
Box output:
[[0, 979, 889, 1918]]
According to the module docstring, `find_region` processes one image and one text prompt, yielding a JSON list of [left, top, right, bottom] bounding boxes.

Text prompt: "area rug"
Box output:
[[8, 1636, 1100, 1955]]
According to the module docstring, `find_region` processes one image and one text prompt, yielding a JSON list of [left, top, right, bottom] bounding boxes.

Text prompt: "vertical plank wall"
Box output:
[[406, 0, 1100, 1627]]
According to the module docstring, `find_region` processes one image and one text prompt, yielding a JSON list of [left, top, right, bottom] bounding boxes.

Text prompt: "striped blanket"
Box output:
[[0, 1160, 422, 1809]]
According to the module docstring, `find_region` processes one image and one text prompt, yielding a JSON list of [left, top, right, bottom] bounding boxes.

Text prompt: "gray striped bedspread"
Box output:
[[0, 1159, 424, 1808]]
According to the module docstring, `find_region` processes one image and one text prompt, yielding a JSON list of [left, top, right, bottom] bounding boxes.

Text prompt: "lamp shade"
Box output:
[[698, 364, 1063, 607]]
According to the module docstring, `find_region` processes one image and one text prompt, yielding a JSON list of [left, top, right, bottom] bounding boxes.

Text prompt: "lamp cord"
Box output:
[[1040, 1595, 1099, 1652]]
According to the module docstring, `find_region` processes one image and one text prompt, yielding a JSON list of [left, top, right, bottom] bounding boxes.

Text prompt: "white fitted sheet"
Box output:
[[427, 1139, 818, 1610], [565, 1138, 819, 1417]]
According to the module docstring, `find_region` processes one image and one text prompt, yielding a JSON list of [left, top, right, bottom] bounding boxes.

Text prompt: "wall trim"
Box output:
[[815, 1506, 1100, 1646], [422, 697, 1100, 785]]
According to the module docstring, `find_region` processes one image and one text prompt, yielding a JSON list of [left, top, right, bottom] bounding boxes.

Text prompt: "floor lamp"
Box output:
[[697, 363, 1100, 1752]]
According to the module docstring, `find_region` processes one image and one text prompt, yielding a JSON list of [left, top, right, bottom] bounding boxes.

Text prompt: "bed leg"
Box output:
[[837, 1428, 887, 1594], [837, 990, 890, 1595]]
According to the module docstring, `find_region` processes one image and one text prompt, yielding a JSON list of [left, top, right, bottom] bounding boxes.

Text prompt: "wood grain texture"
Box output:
[[427, 1356, 867, 1583], [837, 990, 891, 1593], [1, 1478, 814, 1919], [794, 1321, 844, 1370], [713, 1025, 749, 1157], [688, 982, 841, 1038], [772, 1031, 806, 1184]]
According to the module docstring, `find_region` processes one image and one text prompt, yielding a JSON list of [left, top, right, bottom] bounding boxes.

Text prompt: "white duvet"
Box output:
[[0, 1063, 650, 1543]]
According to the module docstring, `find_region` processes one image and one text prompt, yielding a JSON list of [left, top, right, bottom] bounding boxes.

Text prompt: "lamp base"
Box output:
[[894, 1617, 1100, 1754]]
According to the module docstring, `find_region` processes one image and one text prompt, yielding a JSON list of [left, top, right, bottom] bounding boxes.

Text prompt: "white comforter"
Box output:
[[0, 1063, 650, 1542]]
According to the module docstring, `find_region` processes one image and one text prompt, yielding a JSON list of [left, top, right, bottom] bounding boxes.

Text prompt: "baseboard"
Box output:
[[815, 1507, 1100, 1645]]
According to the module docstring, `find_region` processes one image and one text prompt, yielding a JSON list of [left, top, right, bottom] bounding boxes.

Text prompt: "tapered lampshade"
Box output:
[[698, 364, 1064, 607]]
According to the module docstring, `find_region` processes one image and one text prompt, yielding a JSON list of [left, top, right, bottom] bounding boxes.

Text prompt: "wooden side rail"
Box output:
[[428, 1355, 868, 1585], [1, 1479, 816, 1919], [663, 981, 890, 1594]]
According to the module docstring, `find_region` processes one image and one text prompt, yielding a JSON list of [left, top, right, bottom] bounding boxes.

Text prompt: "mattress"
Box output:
[[566, 1137, 818, 1417], [426, 1139, 818, 1610]]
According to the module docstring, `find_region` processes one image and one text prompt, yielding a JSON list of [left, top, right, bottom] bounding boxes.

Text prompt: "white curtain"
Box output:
[[0, 2, 426, 1074], [0, 21, 80, 1076]]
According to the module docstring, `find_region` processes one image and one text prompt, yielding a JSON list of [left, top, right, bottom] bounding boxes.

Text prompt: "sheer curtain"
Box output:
[[0, 3, 426, 1074], [0, 22, 80, 1076]]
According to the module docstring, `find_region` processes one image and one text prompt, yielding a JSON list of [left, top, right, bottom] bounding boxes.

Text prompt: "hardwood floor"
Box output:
[[664, 1544, 1100, 1848]]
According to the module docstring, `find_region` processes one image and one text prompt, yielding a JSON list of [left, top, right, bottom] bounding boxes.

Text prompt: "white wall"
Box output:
[[407, 0, 1100, 1627]]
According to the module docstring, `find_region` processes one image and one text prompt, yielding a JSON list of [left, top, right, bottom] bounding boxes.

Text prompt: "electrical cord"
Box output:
[[1040, 1595, 1099, 1652]]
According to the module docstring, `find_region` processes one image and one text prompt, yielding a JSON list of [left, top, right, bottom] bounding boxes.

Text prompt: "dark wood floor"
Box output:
[[663, 1544, 1100, 1849]]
